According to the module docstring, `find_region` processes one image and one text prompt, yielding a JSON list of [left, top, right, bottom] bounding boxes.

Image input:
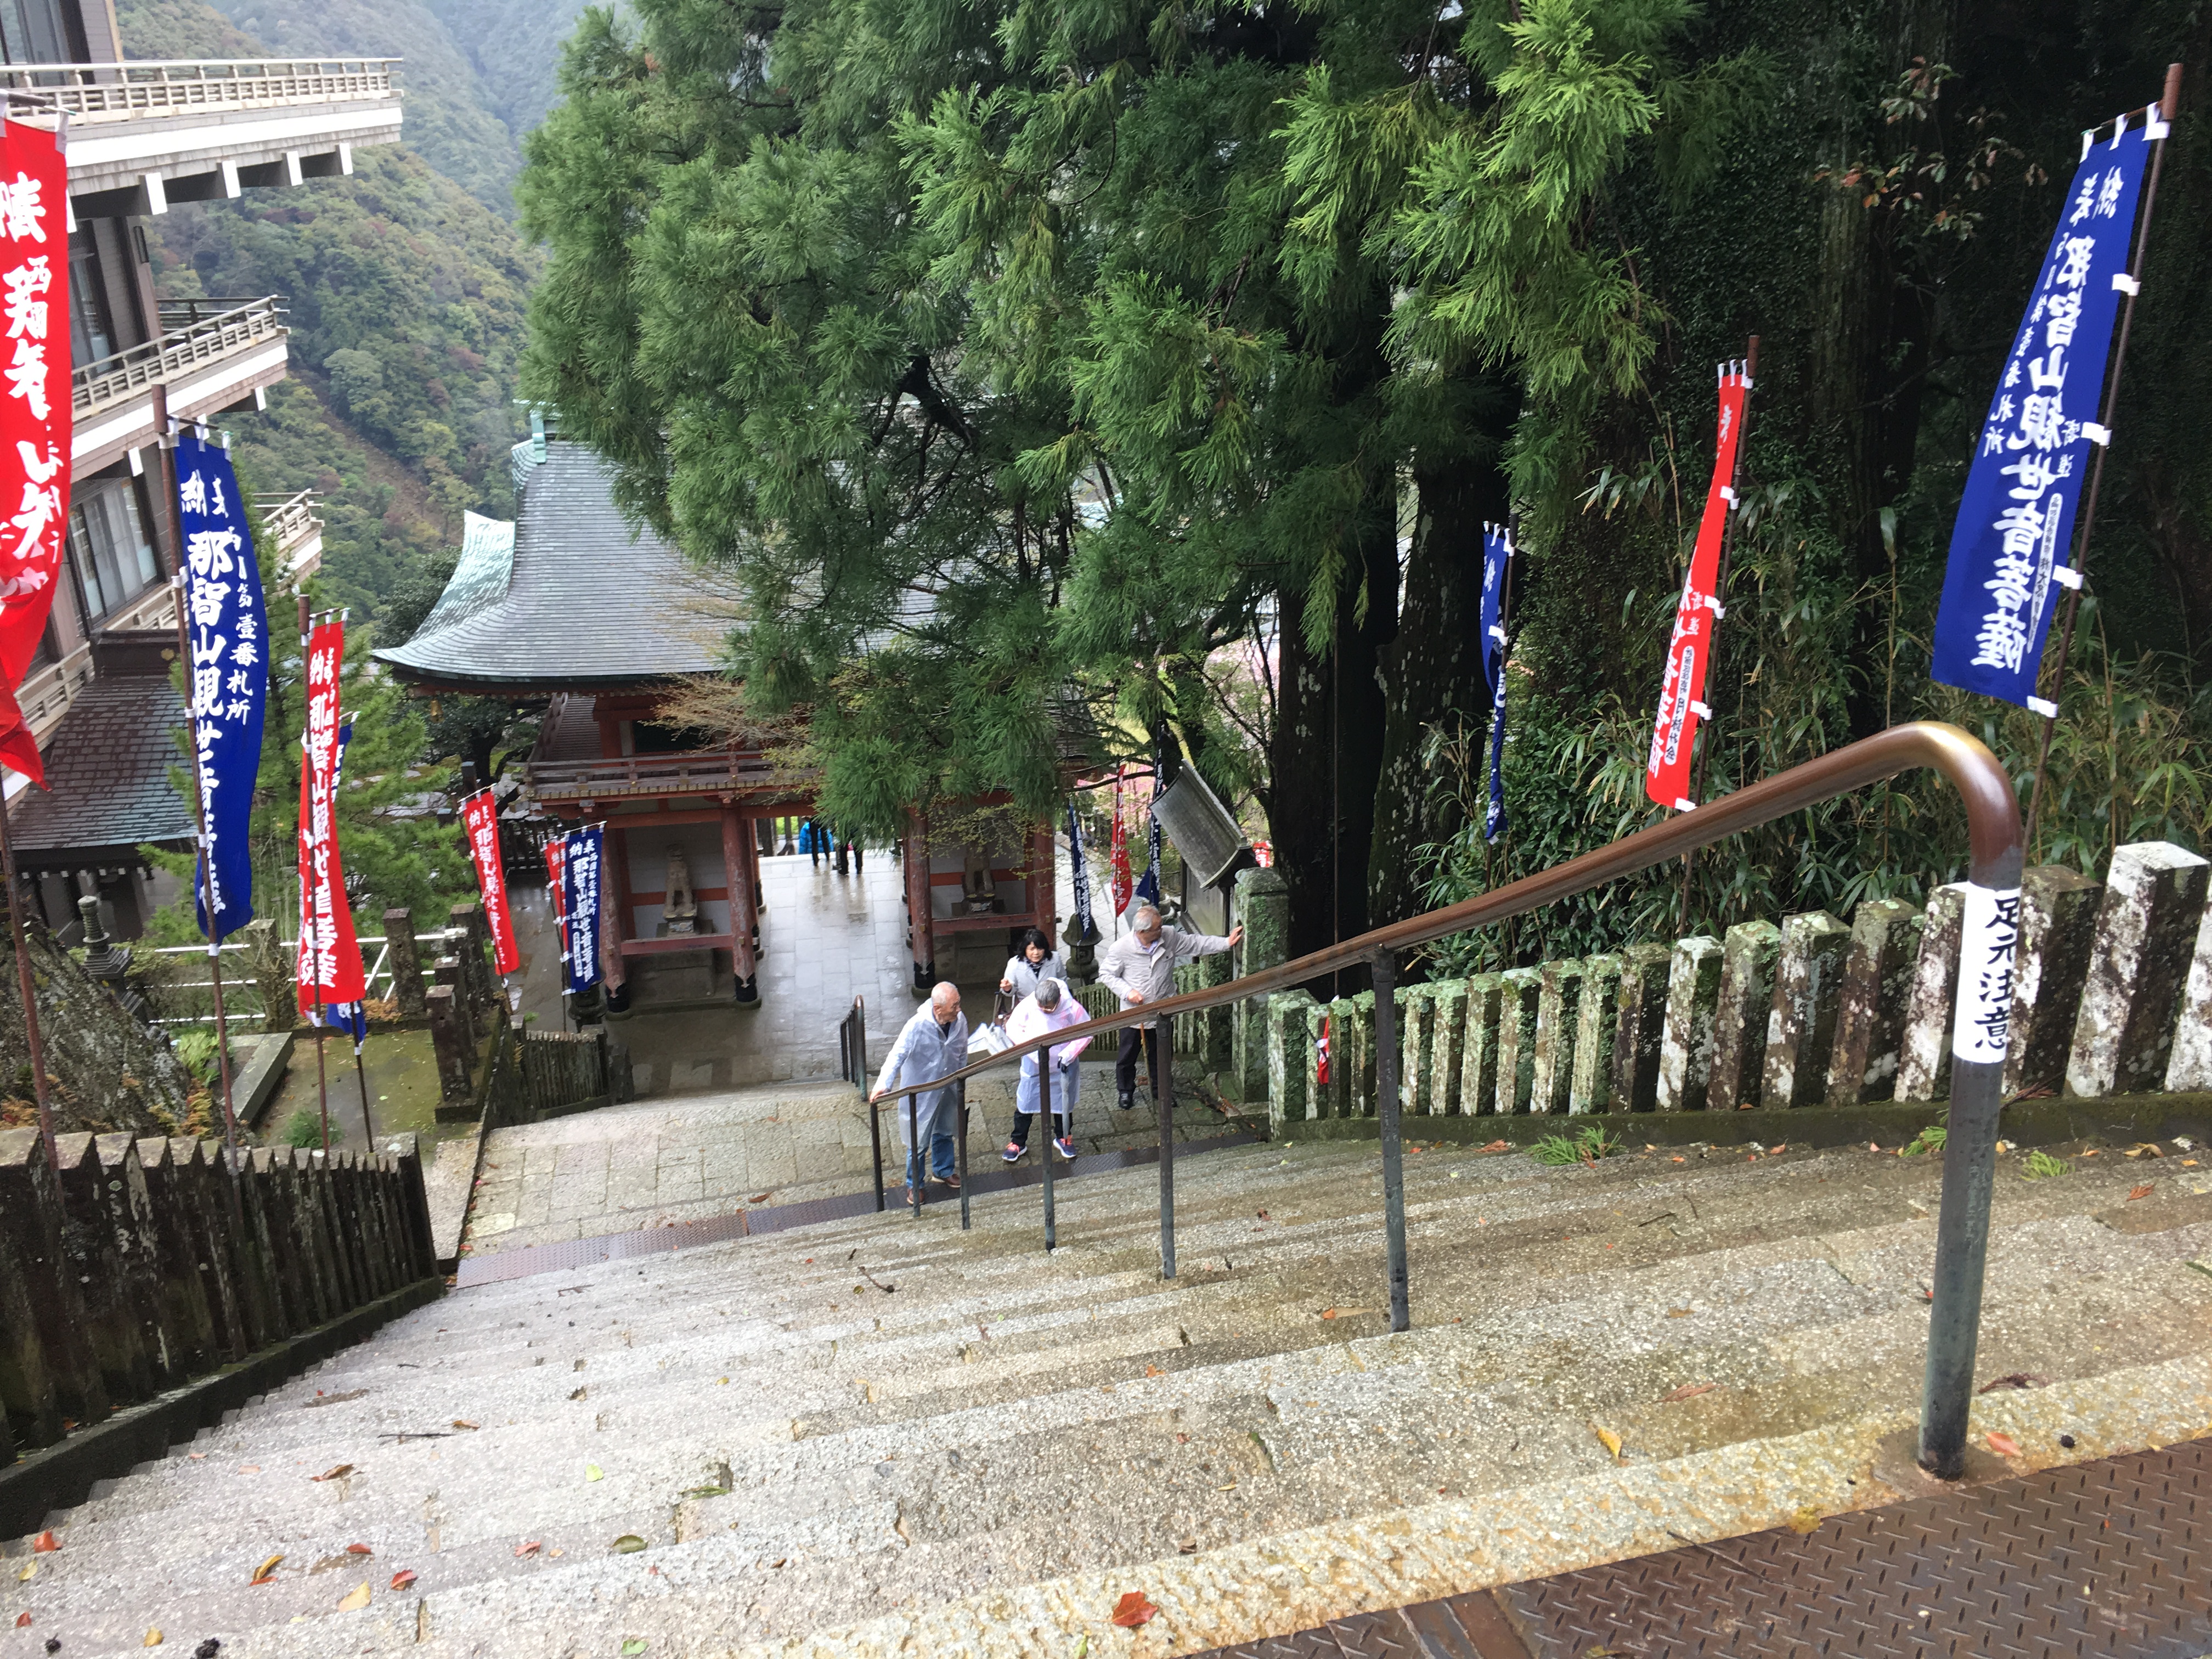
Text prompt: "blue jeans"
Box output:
[[899, 1089, 959, 1186]]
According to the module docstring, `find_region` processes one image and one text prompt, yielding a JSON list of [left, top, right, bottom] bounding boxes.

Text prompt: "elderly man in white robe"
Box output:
[[870, 982, 969, 1194]]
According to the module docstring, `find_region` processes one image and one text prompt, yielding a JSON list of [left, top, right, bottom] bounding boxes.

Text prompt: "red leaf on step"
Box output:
[[346, 1544, 372, 1556], [31, 1532, 58, 1553], [1987, 1432, 2022, 1458], [515, 1541, 541, 1558], [1481, 1140, 1508, 1153], [311, 1465, 353, 1482], [1663, 1383, 1716, 1403], [2129, 1184, 2154, 1200], [1144, 1365, 1165, 1377], [390, 1570, 417, 1592], [1110, 1592, 1160, 1628], [15, 1611, 29, 1626]]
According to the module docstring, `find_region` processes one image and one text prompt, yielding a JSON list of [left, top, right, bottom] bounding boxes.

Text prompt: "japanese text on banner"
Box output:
[[1480, 523, 1512, 841], [177, 431, 267, 940], [561, 826, 603, 995], [0, 120, 69, 784], [295, 618, 364, 1013], [1930, 114, 2154, 707], [462, 793, 521, 975]]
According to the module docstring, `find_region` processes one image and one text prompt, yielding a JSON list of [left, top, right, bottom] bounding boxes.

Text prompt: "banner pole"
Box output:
[[2025, 63, 2182, 859], [156, 384, 241, 1184], [0, 780, 54, 1169], [1677, 335, 1760, 935], [297, 593, 330, 1153]]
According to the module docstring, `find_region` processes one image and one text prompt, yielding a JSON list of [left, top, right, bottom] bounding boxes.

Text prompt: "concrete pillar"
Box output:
[[1655, 937, 1722, 1110], [2006, 866, 2102, 1099], [427, 985, 473, 1101], [1568, 954, 1622, 1114], [1233, 867, 1289, 1101], [2067, 842, 2209, 1097], [1706, 922, 1779, 1112], [1460, 973, 1503, 1116], [724, 806, 759, 1005], [1429, 980, 1469, 1115], [1895, 885, 1967, 1104], [0, 1129, 110, 1438], [383, 907, 426, 1017], [1761, 912, 1850, 1108], [1530, 958, 1584, 1115], [1266, 989, 1317, 1131], [1494, 967, 1542, 1114], [1610, 944, 1671, 1113], [1825, 899, 1924, 1106]]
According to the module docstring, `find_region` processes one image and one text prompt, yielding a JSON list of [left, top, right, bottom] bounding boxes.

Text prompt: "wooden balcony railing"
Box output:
[[0, 58, 399, 123], [524, 748, 820, 804], [74, 296, 285, 416]]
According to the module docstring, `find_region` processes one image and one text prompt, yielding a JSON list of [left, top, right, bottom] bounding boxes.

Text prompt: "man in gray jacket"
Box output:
[[1099, 904, 1242, 1112], [870, 983, 969, 1193]]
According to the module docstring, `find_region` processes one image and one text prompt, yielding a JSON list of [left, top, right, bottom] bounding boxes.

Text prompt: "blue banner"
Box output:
[[1480, 523, 1511, 842], [1134, 799, 1162, 908], [561, 825, 604, 994], [179, 431, 267, 941], [1065, 803, 1098, 944], [1931, 112, 2155, 708]]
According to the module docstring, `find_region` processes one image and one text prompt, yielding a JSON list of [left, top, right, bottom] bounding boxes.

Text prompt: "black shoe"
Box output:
[[1118, 1091, 1135, 1111]]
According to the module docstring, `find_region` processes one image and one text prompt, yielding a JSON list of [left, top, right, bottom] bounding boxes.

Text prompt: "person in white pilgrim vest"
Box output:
[[1002, 978, 1091, 1164], [870, 983, 969, 1194]]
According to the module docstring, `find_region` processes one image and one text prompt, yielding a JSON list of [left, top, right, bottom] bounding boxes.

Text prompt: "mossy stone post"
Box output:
[[1826, 899, 1925, 1106], [1568, 955, 1621, 1114], [1895, 885, 1967, 1104], [1460, 973, 1503, 1116], [1267, 990, 1317, 1130], [1761, 911, 1850, 1108], [2006, 866, 2101, 1097], [1324, 996, 1357, 1117], [1707, 922, 1780, 1111], [1610, 944, 1672, 1113], [1429, 980, 1468, 1115], [1494, 968, 1542, 1115], [427, 985, 473, 1101], [1350, 990, 1378, 1115], [1401, 986, 1435, 1116], [1232, 867, 1289, 1100], [385, 907, 427, 1018], [452, 901, 498, 1016], [433, 957, 477, 1053], [2068, 842, 2209, 1097], [1656, 938, 1722, 1110], [1530, 960, 1584, 1115]]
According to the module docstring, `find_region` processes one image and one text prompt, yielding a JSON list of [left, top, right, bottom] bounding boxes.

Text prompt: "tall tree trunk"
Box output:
[[1367, 453, 1506, 939]]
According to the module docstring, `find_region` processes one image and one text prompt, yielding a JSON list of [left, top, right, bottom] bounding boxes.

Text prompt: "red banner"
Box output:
[[544, 832, 568, 966], [1645, 364, 1751, 811], [462, 792, 520, 975], [296, 618, 365, 1014], [0, 119, 70, 782]]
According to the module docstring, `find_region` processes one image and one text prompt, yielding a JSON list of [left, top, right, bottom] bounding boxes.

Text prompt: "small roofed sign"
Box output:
[[461, 792, 520, 975], [560, 825, 603, 995], [0, 117, 68, 782]]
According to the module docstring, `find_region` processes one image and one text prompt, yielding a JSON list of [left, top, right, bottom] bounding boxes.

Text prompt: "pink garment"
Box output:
[[1005, 988, 1093, 1069]]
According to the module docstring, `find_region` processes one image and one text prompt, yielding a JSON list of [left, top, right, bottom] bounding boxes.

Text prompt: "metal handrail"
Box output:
[[861, 720, 2024, 1479]]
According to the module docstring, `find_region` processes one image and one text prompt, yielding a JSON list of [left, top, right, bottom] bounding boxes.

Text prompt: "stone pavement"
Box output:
[[460, 1060, 1254, 1257]]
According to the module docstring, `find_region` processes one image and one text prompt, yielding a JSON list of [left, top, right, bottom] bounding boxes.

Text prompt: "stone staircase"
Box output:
[[8, 1129, 2212, 1657]]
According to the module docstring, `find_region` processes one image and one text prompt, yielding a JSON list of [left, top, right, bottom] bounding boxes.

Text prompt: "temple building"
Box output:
[[375, 434, 1090, 1012]]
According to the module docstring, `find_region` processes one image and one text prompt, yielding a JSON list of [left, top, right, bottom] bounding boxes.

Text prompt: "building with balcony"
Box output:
[[1, 0, 397, 936]]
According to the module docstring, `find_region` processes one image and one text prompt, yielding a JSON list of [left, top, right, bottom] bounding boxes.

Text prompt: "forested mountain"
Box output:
[[115, 0, 562, 627]]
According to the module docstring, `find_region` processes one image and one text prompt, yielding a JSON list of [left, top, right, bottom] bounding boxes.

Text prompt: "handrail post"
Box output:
[[1039, 1047, 1056, 1252], [907, 1097, 922, 1218], [1156, 1014, 1175, 1279], [1918, 837, 2025, 1478], [1373, 949, 1409, 1331], [957, 1079, 970, 1231]]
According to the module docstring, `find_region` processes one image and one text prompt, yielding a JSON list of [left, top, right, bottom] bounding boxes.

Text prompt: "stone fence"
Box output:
[[1196, 842, 2210, 1132], [0, 1127, 437, 1506]]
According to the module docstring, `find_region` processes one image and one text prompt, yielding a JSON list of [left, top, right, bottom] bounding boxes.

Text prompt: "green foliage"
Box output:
[[280, 1106, 330, 1148], [1900, 1124, 1946, 1158], [2022, 1150, 2072, 1182], [172, 1026, 221, 1086], [1531, 1124, 1620, 1166]]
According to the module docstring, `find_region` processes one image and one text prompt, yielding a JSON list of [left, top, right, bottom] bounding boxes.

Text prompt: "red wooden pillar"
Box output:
[[905, 807, 933, 992], [723, 805, 759, 1005]]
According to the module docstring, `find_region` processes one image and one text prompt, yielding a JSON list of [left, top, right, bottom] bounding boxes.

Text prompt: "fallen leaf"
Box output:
[[1987, 1431, 2022, 1458], [749, 1193, 770, 1203], [1671, 1156, 1686, 1164], [2186, 1160, 2200, 1167], [1594, 1425, 1623, 1459], [585, 1464, 605, 1482], [346, 1544, 373, 1556], [2129, 1184, 2154, 1201], [238, 1464, 260, 1474], [252, 1554, 284, 1584], [1666, 1307, 1691, 1318], [144, 1628, 162, 1646], [1771, 1144, 1786, 1154], [1144, 1365, 1164, 1377], [336, 1583, 371, 1612], [622, 1644, 647, 1657], [1481, 1139, 1508, 1153], [1110, 1592, 1159, 1628], [12, 1613, 26, 1627], [2082, 1148, 2101, 1158], [612, 1535, 647, 1554], [390, 1569, 418, 1591], [1786, 1506, 1822, 1534], [15, 1564, 30, 1582], [450, 1420, 479, 1431], [1977, 1373, 2049, 1393], [1663, 1383, 1716, 1402], [31, 1531, 58, 1553], [311, 1464, 353, 1482], [514, 1542, 541, 1558]]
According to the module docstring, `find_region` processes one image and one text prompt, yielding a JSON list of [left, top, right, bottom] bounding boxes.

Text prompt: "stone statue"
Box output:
[[664, 844, 699, 935], [961, 851, 998, 915]]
